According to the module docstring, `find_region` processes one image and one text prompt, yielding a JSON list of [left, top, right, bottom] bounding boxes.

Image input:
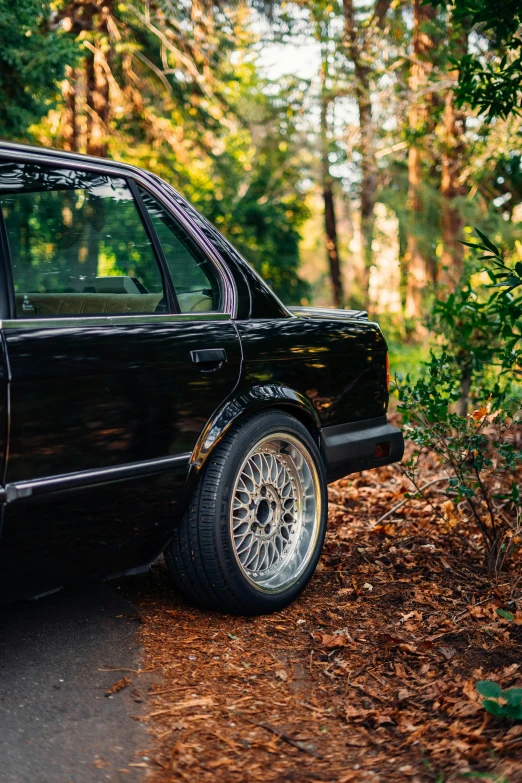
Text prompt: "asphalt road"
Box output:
[[0, 581, 152, 783]]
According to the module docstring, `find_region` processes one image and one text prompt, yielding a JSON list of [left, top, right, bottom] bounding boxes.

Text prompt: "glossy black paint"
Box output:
[[189, 316, 389, 469], [0, 318, 241, 596], [0, 332, 8, 484], [0, 469, 184, 601], [236, 317, 388, 427], [0, 142, 402, 603], [5, 320, 241, 480]]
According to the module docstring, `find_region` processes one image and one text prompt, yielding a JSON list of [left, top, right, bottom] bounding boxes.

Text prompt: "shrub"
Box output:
[[396, 231, 522, 574], [397, 355, 522, 574]]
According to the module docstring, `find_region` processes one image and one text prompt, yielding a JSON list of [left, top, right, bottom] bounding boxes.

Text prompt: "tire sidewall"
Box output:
[[206, 412, 327, 614]]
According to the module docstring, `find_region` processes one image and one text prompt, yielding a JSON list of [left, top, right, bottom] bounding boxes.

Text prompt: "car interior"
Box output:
[[0, 164, 218, 319], [14, 290, 214, 318]]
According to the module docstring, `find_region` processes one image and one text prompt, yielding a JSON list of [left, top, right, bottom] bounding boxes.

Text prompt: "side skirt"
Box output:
[[1, 453, 192, 503]]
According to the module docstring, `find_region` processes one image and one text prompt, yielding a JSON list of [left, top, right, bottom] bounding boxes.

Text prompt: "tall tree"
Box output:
[[320, 45, 345, 309], [439, 25, 468, 288], [31, 1, 311, 304], [342, 0, 392, 310], [84, 1, 112, 158], [404, 0, 437, 317], [61, 65, 80, 152], [55, 0, 227, 159]]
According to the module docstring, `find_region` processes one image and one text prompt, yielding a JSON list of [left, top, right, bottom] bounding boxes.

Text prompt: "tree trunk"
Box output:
[[405, 144, 426, 319], [405, 0, 436, 319], [320, 77, 344, 309], [357, 84, 376, 311], [440, 88, 466, 287], [57, 1, 113, 158], [439, 26, 467, 288], [85, 41, 110, 158], [62, 66, 79, 153], [323, 183, 344, 309], [343, 0, 391, 312], [85, 0, 113, 159]]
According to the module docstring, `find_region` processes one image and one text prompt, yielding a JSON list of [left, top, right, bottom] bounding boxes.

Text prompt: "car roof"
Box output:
[[0, 140, 153, 181]]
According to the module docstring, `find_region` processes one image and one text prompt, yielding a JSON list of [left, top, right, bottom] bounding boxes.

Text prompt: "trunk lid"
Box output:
[[289, 305, 368, 320]]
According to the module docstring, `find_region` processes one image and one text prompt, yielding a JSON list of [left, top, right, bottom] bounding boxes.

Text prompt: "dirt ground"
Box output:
[[123, 447, 522, 783]]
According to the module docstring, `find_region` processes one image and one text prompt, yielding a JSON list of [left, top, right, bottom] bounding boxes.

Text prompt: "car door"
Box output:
[[0, 155, 241, 599]]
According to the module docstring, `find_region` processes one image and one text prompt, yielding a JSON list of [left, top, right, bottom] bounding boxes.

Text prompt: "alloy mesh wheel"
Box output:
[[230, 433, 321, 593], [165, 411, 327, 614]]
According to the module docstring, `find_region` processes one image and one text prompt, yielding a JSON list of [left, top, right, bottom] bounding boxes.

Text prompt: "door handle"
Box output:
[[190, 348, 227, 369]]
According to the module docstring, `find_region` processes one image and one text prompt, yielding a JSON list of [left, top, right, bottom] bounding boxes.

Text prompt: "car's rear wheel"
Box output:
[[165, 411, 327, 615]]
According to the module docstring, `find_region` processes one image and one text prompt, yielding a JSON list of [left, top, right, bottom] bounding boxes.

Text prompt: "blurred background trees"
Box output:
[[0, 0, 521, 316]]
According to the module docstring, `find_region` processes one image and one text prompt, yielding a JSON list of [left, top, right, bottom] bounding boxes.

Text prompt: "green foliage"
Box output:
[[393, 222, 522, 582], [476, 680, 522, 720], [422, 229, 522, 412], [431, 0, 522, 118], [0, 0, 76, 136], [448, 0, 522, 39], [397, 348, 522, 574], [117, 64, 312, 303], [456, 50, 522, 120], [462, 230, 522, 378], [21, 3, 311, 304], [397, 228, 522, 573], [187, 73, 312, 304], [430, 286, 502, 392], [387, 340, 429, 385]]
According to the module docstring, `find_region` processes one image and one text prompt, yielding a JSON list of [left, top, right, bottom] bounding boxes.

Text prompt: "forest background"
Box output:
[[3, 0, 521, 329]]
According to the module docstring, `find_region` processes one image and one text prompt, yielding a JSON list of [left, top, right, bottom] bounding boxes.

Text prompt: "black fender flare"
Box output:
[[189, 383, 322, 475]]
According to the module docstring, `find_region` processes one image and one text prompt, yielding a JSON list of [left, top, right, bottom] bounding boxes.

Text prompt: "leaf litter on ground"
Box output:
[[124, 437, 522, 783]]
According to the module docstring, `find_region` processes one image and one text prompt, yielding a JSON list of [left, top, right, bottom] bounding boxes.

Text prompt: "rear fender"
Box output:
[[189, 383, 321, 474]]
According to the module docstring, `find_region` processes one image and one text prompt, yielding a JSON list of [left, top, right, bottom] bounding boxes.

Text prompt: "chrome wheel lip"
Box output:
[[229, 432, 321, 594]]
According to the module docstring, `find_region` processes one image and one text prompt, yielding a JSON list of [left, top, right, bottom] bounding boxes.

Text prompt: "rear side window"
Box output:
[[138, 186, 220, 313], [0, 162, 167, 318]]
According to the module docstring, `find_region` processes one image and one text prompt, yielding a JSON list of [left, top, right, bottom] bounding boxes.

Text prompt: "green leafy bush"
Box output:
[[396, 230, 522, 574], [398, 353, 522, 573], [465, 234, 522, 376]]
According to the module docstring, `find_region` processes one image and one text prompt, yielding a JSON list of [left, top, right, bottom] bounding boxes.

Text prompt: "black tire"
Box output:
[[165, 411, 327, 615]]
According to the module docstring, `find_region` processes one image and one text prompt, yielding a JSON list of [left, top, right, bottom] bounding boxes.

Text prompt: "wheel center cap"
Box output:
[[256, 498, 271, 525], [251, 484, 280, 539]]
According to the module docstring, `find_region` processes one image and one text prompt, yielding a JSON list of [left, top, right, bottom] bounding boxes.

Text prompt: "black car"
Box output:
[[0, 142, 403, 615]]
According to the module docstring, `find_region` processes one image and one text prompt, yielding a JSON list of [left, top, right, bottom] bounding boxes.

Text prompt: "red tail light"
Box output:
[[385, 354, 390, 390], [375, 442, 390, 459]]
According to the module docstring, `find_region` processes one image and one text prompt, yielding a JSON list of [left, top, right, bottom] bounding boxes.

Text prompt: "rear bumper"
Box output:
[[320, 415, 404, 483]]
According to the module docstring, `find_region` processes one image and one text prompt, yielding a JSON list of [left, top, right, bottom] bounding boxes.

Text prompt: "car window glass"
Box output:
[[0, 162, 167, 318], [137, 186, 220, 313], [149, 177, 287, 319]]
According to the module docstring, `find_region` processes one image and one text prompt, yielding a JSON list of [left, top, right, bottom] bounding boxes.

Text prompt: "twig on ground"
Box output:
[[345, 681, 387, 703], [229, 710, 323, 758], [374, 477, 448, 524]]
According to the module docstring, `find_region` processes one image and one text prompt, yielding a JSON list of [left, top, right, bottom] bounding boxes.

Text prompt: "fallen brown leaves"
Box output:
[[105, 676, 131, 697], [126, 441, 522, 783]]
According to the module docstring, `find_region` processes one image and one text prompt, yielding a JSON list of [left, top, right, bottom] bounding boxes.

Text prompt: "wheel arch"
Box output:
[[190, 384, 322, 474]]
